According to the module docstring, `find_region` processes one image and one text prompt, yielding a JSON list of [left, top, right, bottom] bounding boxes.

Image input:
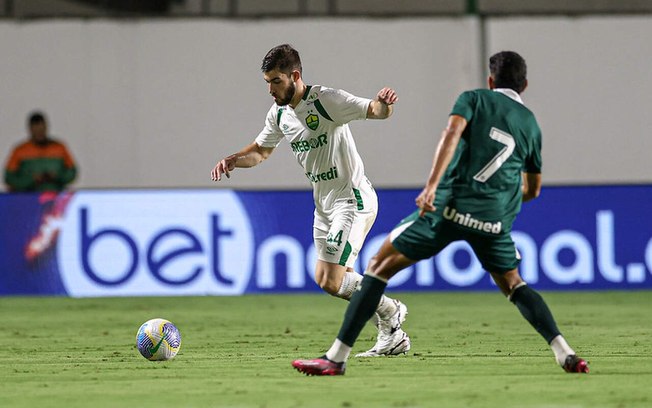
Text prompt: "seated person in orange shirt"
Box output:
[[4, 111, 77, 192]]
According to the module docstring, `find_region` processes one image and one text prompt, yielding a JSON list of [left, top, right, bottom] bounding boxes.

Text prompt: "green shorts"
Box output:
[[390, 208, 520, 274]]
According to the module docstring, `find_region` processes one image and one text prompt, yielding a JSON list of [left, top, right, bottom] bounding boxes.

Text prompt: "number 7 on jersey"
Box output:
[[473, 127, 515, 183]]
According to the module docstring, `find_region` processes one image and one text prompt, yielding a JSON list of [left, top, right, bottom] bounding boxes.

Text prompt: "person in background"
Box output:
[[4, 111, 77, 192]]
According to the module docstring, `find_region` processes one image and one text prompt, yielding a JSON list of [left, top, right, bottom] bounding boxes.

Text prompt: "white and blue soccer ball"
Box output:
[[136, 318, 181, 361]]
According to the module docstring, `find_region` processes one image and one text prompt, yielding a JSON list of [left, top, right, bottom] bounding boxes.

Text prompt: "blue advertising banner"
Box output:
[[1, 186, 651, 296]]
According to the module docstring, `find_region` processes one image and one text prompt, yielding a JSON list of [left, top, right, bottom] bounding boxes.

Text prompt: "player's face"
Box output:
[[264, 70, 296, 106]]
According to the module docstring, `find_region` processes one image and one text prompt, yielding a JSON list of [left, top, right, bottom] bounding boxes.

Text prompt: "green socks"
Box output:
[[337, 274, 387, 346], [510, 284, 561, 343]]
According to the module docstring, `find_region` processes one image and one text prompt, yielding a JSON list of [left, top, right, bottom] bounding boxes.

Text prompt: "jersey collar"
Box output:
[[301, 85, 312, 101], [493, 88, 524, 105]]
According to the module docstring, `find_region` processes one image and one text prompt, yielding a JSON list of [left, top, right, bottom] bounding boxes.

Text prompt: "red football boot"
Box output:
[[563, 355, 589, 373], [292, 356, 346, 376]]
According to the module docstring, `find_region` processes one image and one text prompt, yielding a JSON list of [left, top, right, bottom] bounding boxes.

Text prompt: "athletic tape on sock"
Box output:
[[336, 272, 363, 300]]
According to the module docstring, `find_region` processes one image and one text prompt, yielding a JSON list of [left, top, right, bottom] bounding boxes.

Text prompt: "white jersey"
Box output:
[[255, 85, 373, 213]]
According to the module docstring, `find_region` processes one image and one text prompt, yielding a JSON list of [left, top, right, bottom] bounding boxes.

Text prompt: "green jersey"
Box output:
[[441, 88, 542, 234]]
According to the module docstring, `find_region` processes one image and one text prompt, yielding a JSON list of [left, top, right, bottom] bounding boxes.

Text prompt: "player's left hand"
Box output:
[[376, 87, 398, 105], [416, 188, 436, 217]]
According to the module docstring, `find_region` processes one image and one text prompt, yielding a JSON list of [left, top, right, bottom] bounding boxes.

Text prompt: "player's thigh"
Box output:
[[466, 232, 522, 281], [313, 204, 376, 271], [389, 209, 454, 262]]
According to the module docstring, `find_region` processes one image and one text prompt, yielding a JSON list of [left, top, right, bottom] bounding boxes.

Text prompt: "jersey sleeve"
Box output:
[[450, 90, 477, 121], [524, 125, 542, 174], [57, 142, 77, 185], [317, 88, 372, 124], [4, 145, 22, 172], [3, 144, 36, 191], [254, 105, 285, 148]]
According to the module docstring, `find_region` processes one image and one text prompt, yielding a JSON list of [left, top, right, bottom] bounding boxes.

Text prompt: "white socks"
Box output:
[[375, 295, 398, 320], [550, 335, 575, 366], [326, 339, 351, 363], [336, 271, 397, 320], [336, 271, 363, 299]]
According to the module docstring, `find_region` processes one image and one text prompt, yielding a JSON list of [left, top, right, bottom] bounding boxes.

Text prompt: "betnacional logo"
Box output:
[[56, 190, 254, 297]]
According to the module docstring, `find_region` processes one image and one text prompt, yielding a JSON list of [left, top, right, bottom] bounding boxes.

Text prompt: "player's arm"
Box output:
[[366, 87, 398, 119], [416, 114, 467, 216], [522, 172, 542, 202], [210, 142, 274, 181]]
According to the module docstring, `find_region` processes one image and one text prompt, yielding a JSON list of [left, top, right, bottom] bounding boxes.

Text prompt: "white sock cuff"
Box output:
[[507, 281, 528, 301], [326, 338, 352, 363], [363, 270, 388, 284]]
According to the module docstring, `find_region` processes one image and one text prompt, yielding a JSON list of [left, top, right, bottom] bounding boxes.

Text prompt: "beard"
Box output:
[[275, 81, 296, 106]]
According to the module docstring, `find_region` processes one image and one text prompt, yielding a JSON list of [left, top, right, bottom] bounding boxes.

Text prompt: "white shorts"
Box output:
[[313, 183, 378, 268]]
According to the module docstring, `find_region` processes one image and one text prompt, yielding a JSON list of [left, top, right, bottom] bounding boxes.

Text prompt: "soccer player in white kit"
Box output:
[[211, 44, 410, 357]]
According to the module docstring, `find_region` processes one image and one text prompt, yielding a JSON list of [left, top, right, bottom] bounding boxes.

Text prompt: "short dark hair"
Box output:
[[28, 111, 47, 126], [261, 44, 302, 75], [489, 51, 527, 93]]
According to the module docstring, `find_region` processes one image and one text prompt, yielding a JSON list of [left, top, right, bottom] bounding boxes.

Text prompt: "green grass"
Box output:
[[1, 291, 651, 408]]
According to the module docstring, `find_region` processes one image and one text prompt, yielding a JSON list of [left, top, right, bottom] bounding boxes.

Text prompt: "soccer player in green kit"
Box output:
[[292, 51, 589, 375]]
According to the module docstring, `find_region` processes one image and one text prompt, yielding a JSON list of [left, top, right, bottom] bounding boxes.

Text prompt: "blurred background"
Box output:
[[1, 5, 650, 404], [2, 0, 651, 190], [2, 1, 651, 297]]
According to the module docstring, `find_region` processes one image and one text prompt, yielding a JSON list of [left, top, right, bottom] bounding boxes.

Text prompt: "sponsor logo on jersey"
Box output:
[[305, 166, 339, 183], [305, 113, 319, 130], [290, 134, 327, 153], [443, 206, 502, 234]]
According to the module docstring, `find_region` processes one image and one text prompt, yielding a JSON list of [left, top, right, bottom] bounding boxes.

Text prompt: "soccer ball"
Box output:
[[136, 318, 181, 361]]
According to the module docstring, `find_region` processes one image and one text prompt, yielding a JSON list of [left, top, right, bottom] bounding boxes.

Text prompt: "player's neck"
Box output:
[[289, 82, 307, 109]]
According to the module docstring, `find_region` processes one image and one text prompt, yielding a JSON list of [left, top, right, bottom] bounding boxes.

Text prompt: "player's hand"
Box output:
[[211, 156, 237, 181], [43, 172, 57, 182], [416, 188, 436, 217], [376, 87, 398, 105], [33, 172, 54, 184], [33, 173, 46, 184]]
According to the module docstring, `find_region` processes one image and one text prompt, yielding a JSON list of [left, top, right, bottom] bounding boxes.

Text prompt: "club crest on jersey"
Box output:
[[305, 114, 319, 131]]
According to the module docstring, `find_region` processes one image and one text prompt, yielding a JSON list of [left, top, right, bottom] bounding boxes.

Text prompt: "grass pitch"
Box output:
[[1, 291, 651, 408]]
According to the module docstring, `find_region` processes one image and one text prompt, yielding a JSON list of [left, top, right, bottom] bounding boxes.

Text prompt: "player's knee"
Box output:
[[317, 276, 340, 295], [314, 270, 340, 295]]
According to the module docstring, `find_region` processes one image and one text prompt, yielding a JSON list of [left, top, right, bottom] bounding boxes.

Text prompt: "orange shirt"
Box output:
[[4, 139, 77, 192]]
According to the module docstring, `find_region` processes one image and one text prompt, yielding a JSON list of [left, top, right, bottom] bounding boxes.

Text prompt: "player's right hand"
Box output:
[[416, 188, 436, 217], [211, 156, 236, 181]]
